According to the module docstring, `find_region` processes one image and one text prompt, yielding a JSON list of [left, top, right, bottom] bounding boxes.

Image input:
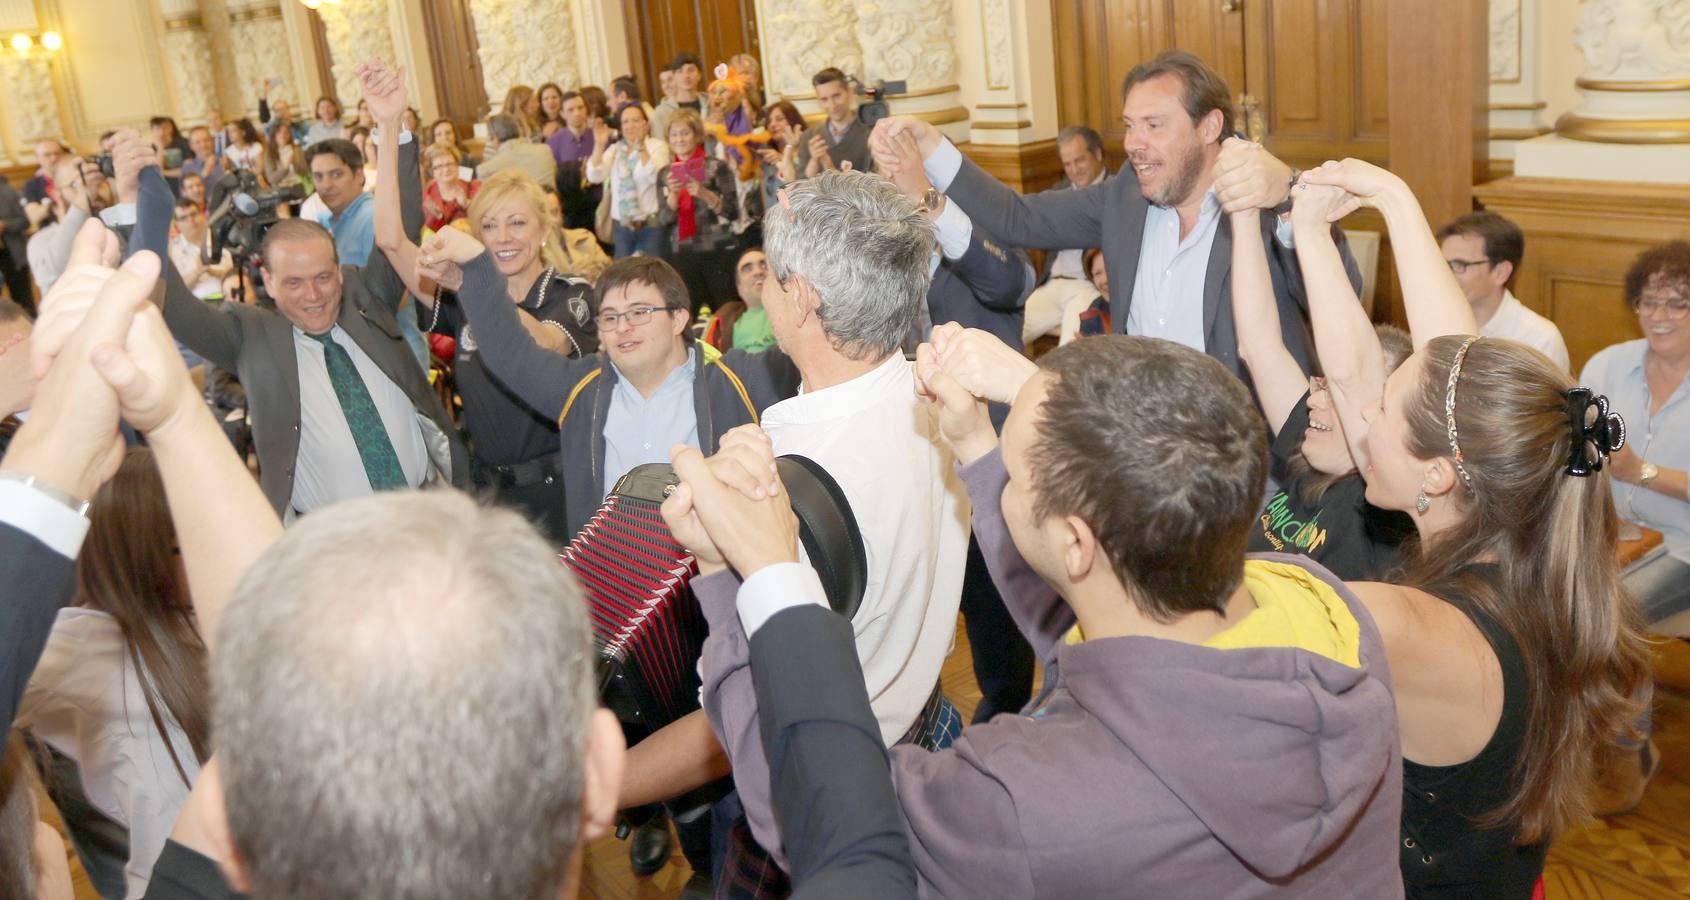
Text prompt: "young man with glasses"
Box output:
[[1437, 211, 1569, 372]]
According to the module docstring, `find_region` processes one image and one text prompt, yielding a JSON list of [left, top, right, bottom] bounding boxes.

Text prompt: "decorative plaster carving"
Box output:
[[1, 54, 62, 143], [229, 14, 297, 117], [1573, 0, 1690, 80], [980, 0, 1012, 90], [316, 0, 398, 106], [764, 0, 862, 98], [855, 0, 956, 88], [470, 0, 579, 105], [163, 27, 218, 123], [1489, 0, 1521, 82], [575, 0, 608, 86]]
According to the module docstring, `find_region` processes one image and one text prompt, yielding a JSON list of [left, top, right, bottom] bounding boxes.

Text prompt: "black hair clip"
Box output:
[[1564, 388, 1626, 477]]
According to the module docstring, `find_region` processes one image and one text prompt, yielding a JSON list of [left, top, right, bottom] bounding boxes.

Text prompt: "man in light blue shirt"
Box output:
[[600, 344, 700, 496]]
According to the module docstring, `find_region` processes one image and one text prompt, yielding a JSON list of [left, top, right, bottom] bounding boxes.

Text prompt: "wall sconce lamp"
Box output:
[[8, 31, 63, 54]]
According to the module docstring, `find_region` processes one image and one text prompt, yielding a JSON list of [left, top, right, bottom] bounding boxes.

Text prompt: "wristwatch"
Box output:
[[0, 470, 91, 516], [1640, 462, 1659, 487], [920, 186, 942, 214]]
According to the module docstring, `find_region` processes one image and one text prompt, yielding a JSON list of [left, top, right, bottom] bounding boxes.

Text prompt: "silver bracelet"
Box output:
[[0, 471, 91, 516]]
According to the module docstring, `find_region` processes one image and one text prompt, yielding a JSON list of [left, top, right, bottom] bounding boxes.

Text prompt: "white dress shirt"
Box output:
[[290, 324, 430, 513], [1125, 189, 1224, 352], [18, 608, 200, 898], [760, 354, 970, 744], [1481, 290, 1571, 373]]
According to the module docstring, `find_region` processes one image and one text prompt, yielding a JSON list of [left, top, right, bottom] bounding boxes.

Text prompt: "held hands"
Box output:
[[108, 128, 160, 206], [416, 228, 482, 292], [915, 337, 998, 466], [927, 322, 1038, 406], [1289, 181, 1352, 232], [872, 130, 932, 204], [356, 58, 408, 126], [660, 425, 798, 579], [1212, 137, 1295, 213], [1298, 158, 1406, 221]]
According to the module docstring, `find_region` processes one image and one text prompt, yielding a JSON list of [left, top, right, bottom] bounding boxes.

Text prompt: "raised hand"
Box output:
[[915, 341, 998, 465], [356, 57, 408, 126], [930, 323, 1038, 405], [31, 219, 124, 380], [592, 117, 612, 148], [1290, 181, 1354, 231], [419, 225, 485, 267], [92, 300, 204, 437], [873, 130, 932, 202], [871, 115, 942, 158], [109, 128, 160, 206], [1213, 137, 1295, 213]]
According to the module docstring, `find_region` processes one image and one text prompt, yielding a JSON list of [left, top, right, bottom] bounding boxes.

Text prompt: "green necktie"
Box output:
[[307, 331, 408, 492]]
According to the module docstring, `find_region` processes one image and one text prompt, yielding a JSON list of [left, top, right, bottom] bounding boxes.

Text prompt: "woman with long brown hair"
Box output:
[[502, 84, 542, 140], [1294, 158, 1650, 897], [16, 449, 210, 898]]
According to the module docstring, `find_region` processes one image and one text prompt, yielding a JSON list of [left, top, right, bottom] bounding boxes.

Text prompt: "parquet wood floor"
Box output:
[[48, 624, 1690, 899]]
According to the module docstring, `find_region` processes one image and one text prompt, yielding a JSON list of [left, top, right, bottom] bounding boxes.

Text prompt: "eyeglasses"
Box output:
[[1445, 258, 1492, 275], [1637, 295, 1690, 320], [594, 305, 671, 330]]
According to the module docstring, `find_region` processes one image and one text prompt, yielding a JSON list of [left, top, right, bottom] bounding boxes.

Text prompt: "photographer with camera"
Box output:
[[797, 68, 874, 178], [26, 152, 120, 293], [121, 82, 467, 517]]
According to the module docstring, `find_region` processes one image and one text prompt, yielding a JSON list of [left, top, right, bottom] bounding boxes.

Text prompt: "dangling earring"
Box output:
[[1415, 490, 1430, 516]]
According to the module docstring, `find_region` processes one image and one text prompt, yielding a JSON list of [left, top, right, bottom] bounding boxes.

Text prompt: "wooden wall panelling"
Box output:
[[960, 138, 1064, 195], [1242, 0, 1388, 167], [419, 0, 487, 126], [623, 0, 759, 102], [1474, 177, 1690, 373]]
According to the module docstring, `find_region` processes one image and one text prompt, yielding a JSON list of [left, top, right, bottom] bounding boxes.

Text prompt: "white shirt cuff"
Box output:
[[372, 126, 414, 148], [1273, 213, 1296, 249], [99, 204, 137, 228], [931, 196, 973, 260], [925, 139, 963, 193], [0, 480, 90, 560], [736, 561, 829, 640]]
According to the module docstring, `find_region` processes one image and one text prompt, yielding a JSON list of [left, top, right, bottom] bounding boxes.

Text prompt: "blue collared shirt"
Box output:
[[602, 348, 700, 496], [1581, 339, 1690, 565], [1126, 190, 1224, 352], [325, 190, 376, 267]]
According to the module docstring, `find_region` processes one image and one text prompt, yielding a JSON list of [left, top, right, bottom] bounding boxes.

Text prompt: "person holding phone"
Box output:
[[657, 110, 736, 314]]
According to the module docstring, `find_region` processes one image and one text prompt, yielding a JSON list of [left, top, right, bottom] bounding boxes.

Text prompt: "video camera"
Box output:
[[206, 170, 305, 305], [851, 76, 908, 127]]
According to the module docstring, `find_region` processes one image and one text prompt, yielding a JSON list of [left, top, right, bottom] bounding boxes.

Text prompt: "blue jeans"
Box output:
[[613, 223, 668, 259], [1626, 546, 1690, 625]]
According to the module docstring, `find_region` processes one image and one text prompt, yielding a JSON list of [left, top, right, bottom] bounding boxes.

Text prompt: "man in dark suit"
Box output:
[[876, 51, 1361, 381], [129, 133, 466, 516], [0, 176, 31, 312]]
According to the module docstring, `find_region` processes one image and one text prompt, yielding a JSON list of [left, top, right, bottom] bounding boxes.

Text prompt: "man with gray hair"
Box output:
[[476, 113, 557, 186], [705, 169, 971, 867]]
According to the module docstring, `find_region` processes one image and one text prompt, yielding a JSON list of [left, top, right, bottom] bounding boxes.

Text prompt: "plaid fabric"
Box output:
[[713, 689, 961, 898]]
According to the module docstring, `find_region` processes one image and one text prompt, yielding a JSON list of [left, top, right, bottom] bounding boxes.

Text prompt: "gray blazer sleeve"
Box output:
[[133, 168, 244, 370], [454, 252, 599, 421], [947, 151, 1107, 252], [360, 136, 424, 314]]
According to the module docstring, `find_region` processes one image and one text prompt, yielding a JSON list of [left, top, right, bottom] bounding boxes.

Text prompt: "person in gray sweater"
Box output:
[[694, 330, 1406, 898]]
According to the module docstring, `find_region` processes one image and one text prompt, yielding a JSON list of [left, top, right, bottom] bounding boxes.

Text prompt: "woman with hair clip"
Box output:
[[369, 62, 597, 542], [1230, 201, 1416, 579], [1292, 157, 1651, 898], [16, 450, 210, 899]]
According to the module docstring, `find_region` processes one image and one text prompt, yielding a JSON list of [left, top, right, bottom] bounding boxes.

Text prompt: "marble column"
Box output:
[[159, 0, 218, 124], [313, 0, 398, 108], [957, 0, 1059, 146], [1516, 0, 1690, 184], [469, 0, 581, 104], [225, 1, 300, 119], [1555, 0, 1690, 143]]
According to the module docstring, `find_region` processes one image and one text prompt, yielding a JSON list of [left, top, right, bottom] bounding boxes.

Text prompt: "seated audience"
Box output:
[[220, 119, 264, 180], [28, 155, 113, 293], [261, 123, 309, 193], [1580, 241, 1690, 626], [694, 327, 1404, 896], [428, 117, 477, 169], [501, 84, 543, 140], [1437, 211, 1569, 372], [421, 143, 479, 233], [303, 96, 344, 145], [798, 67, 874, 177], [1019, 125, 1113, 344], [22, 139, 68, 230], [256, 84, 307, 147], [304, 138, 379, 266], [0, 176, 33, 312], [180, 127, 223, 190], [149, 117, 191, 184], [587, 103, 672, 258], [658, 110, 739, 314], [539, 185, 614, 283], [178, 172, 206, 211], [477, 113, 557, 187], [18, 449, 208, 897], [1295, 159, 1650, 897]]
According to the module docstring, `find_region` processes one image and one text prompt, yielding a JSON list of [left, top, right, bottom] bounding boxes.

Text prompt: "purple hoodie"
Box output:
[[699, 448, 1405, 898]]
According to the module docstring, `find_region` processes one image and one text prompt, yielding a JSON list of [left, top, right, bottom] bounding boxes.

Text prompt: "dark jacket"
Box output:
[[927, 227, 1035, 354], [1031, 171, 1112, 285], [454, 252, 801, 538], [0, 177, 28, 265], [657, 154, 740, 251], [1, 520, 75, 732], [944, 150, 1362, 381], [133, 143, 468, 514], [703, 448, 1405, 898]]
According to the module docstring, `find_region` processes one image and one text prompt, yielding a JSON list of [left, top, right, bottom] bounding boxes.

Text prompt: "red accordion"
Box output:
[[560, 458, 867, 732]]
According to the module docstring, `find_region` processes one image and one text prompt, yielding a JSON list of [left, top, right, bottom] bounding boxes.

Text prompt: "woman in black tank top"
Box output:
[[1291, 163, 1651, 898]]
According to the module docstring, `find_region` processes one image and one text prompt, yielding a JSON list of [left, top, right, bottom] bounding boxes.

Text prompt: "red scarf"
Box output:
[[674, 145, 707, 242]]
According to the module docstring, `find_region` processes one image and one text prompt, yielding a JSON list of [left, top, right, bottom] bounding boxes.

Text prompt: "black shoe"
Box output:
[[628, 815, 673, 877]]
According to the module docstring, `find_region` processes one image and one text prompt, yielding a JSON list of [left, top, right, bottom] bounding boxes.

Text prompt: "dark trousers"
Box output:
[[671, 245, 737, 318], [960, 533, 1034, 722], [0, 246, 33, 315]]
